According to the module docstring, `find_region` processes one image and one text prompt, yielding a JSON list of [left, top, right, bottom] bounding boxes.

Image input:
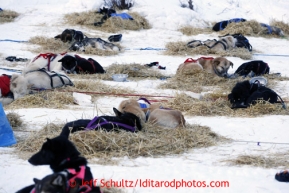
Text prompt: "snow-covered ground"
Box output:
[[1, 0, 289, 192]]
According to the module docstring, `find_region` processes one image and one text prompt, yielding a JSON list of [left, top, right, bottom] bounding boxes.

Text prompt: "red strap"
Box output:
[[184, 57, 214, 63], [184, 58, 198, 63]]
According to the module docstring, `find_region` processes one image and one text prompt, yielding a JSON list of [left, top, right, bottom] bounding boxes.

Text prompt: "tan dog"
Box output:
[[209, 36, 237, 52], [141, 102, 186, 128], [177, 57, 233, 77], [118, 99, 185, 128], [148, 109, 186, 128]]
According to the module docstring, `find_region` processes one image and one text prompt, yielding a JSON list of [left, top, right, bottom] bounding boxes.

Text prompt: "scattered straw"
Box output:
[[6, 112, 23, 128], [64, 11, 151, 33], [28, 36, 70, 53], [164, 41, 252, 60], [178, 26, 212, 36], [14, 122, 228, 164], [0, 9, 19, 23], [225, 154, 289, 169], [166, 92, 289, 117]]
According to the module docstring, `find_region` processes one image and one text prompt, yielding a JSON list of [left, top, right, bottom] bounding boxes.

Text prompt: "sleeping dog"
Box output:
[[234, 60, 270, 77], [69, 37, 120, 52], [58, 54, 105, 74], [228, 80, 283, 109], [55, 29, 87, 43]]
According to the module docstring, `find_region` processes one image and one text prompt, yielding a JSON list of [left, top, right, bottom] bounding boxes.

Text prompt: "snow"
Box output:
[[1, 0, 289, 192]]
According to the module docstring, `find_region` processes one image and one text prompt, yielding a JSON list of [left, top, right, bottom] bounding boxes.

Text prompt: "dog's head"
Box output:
[[28, 135, 80, 168], [228, 80, 255, 106], [113, 107, 142, 131], [10, 74, 30, 100], [58, 55, 77, 72], [54, 29, 74, 43], [212, 57, 233, 77], [33, 172, 68, 193]]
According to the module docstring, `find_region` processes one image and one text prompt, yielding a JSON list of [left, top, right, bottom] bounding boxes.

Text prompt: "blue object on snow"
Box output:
[[0, 8, 3, 12], [111, 13, 133, 20], [0, 103, 17, 147]]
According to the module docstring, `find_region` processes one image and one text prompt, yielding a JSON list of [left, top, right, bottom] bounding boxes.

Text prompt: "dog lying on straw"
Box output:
[[8, 69, 73, 103], [69, 37, 120, 52], [187, 35, 237, 52], [118, 98, 186, 128], [177, 57, 233, 78]]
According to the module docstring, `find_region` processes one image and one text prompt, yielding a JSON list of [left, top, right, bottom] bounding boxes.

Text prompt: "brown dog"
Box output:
[[177, 57, 233, 77], [147, 108, 186, 128], [118, 99, 185, 128], [140, 101, 186, 128]]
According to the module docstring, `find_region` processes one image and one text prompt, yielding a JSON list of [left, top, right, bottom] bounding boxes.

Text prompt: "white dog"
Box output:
[[23, 53, 67, 74], [7, 69, 73, 103]]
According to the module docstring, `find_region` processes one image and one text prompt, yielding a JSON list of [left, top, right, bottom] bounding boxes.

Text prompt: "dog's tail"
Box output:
[[276, 94, 287, 109]]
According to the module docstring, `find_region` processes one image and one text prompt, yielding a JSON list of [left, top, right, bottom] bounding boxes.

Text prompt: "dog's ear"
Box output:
[[113, 107, 123, 117], [10, 74, 20, 83], [213, 60, 220, 66], [54, 34, 61, 39], [230, 62, 233, 68], [52, 174, 66, 186], [33, 178, 41, 184]]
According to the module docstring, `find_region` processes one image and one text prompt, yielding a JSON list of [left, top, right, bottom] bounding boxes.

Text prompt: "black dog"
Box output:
[[228, 80, 282, 109], [16, 135, 102, 193], [55, 29, 87, 43], [234, 60, 270, 77], [212, 18, 246, 31], [58, 55, 105, 74], [60, 107, 142, 138]]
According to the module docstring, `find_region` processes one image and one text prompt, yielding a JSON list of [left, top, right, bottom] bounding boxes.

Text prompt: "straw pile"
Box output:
[[178, 26, 213, 36], [219, 20, 285, 37], [164, 41, 252, 60], [64, 11, 151, 33], [68, 79, 135, 95], [28, 36, 70, 53], [166, 92, 289, 117], [0, 9, 19, 23], [225, 154, 289, 169], [15, 122, 228, 164], [6, 90, 75, 110], [105, 63, 167, 79], [159, 70, 242, 93]]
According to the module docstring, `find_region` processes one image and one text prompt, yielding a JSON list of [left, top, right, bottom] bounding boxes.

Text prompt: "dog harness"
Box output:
[[26, 68, 74, 89], [0, 74, 11, 96], [32, 52, 67, 71], [85, 116, 137, 132], [184, 57, 214, 63]]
